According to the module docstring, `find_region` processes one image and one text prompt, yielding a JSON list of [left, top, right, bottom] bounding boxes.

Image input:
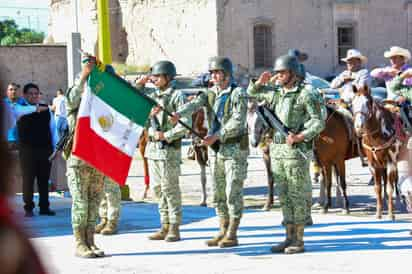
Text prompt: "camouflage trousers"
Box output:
[[149, 159, 182, 224], [212, 152, 248, 219], [67, 164, 104, 229], [99, 177, 121, 222], [272, 158, 312, 225]]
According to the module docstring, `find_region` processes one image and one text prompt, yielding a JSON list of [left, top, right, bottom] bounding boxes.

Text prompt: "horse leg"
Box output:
[[336, 160, 350, 214], [139, 131, 150, 199], [262, 150, 274, 211], [387, 164, 397, 220], [313, 170, 325, 209], [374, 168, 383, 219], [199, 163, 207, 206], [333, 166, 343, 208], [382, 170, 388, 206], [321, 165, 332, 214]]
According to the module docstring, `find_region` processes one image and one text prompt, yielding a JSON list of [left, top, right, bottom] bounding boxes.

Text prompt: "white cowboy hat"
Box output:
[[341, 49, 368, 63], [384, 46, 411, 61]]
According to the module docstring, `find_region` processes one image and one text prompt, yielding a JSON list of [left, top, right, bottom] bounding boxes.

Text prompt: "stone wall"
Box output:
[[47, 0, 412, 78], [218, 0, 410, 77], [0, 45, 67, 103], [124, 0, 218, 75], [47, 0, 128, 62]]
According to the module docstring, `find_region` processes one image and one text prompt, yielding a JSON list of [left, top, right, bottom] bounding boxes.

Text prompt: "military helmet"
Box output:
[[273, 54, 300, 75], [208, 56, 233, 76], [297, 63, 306, 78], [151, 60, 177, 78]]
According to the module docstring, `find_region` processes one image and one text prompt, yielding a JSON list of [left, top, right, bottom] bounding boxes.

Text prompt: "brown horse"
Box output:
[[190, 108, 209, 206], [352, 86, 406, 220], [248, 103, 354, 214], [314, 105, 358, 214]]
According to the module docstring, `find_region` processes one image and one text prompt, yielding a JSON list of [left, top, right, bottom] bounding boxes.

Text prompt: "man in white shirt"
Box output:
[[330, 49, 371, 104], [51, 89, 68, 140]]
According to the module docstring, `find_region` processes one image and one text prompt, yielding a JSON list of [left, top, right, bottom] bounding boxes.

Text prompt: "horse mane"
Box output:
[[360, 86, 395, 138]]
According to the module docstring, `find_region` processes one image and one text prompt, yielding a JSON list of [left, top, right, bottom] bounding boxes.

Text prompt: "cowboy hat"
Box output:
[[384, 46, 411, 61], [341, 49, 368, 63]]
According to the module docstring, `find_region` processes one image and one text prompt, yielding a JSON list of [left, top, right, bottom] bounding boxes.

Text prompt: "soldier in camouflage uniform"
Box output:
[[135, 61, 190, 242], [172, 57, 249, 248], [247, 55, 325, 254], [95, 177, 121, 235], [65, 57, 105, 258]]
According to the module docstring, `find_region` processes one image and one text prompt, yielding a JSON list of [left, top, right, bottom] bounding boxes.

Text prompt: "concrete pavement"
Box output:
[[12, 147, 412, 274]]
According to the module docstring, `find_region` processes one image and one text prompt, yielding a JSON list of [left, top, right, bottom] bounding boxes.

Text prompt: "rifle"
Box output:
[[256, 105, 308, 160], [112, 70, 205, 141], [150, 116, 167, 149], [48, 127, 70, 161]]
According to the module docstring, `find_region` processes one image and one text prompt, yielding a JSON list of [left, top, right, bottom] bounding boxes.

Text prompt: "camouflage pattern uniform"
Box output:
[[247, 81, 325, 225], [66, 78, 105, 258], [177, 83, 249, 247], [95, 177, 121, 234], [135, 81, 190, 228]]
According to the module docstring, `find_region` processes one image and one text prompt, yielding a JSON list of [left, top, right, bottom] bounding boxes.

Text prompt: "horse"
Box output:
[[247, 102, 275, 211], [138, 129, 150, 199], [352, 86, 407, 220], [189, 108, 209, 206], [248, 103, 353, 214]]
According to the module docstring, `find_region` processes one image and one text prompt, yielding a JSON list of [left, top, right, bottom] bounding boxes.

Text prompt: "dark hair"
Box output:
[[8, 82, 20, 88], [57, 88, 64, 95], [23, 83, 39, 94]]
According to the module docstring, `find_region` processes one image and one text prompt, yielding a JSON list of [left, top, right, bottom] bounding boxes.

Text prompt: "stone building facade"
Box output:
[[47, 0, 412, 78]]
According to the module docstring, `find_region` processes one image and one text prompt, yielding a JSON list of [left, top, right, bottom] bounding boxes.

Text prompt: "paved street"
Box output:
[[13, 146, 412, 274]]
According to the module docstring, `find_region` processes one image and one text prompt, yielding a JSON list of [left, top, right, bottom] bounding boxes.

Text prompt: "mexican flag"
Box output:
[[72, 68, 155, 185]]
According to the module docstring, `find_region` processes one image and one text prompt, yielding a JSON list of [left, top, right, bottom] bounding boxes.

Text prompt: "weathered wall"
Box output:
[[47, 0, 128, 62], [217, 0, 410, 77], [0, 45, 67, 104], [124, 0, 218, 75]]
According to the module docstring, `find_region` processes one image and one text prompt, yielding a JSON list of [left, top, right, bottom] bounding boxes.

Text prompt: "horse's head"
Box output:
[[352, 85, 374, 136], [247, 102, 268, 147]]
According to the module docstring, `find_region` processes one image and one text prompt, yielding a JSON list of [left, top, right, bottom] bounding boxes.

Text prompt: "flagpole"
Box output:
[[97, 0, 112, 65]]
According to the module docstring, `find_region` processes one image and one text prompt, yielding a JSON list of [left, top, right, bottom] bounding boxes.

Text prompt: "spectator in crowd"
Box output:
[[3, 83, 25, 146], [3, 82, 48, 195], [330, 49, 371, 104], [51, 88, 68, 140], [17, 83, 58, 217], [370, 46, 412, 99]]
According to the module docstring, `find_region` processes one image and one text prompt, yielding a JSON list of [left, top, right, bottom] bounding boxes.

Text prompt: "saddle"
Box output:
[[382, 100, 411, 140]]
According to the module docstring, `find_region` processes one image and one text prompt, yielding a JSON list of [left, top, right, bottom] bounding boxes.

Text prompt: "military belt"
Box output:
[[149, 138, 182, 149], [273, 133, 286, 144], [222, 133, 249, 150]]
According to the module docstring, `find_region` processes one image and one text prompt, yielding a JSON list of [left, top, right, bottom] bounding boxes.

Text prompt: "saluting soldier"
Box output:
[[172, 57, 249, 248], [65, 56, 105, 258], [247, 55, 325, 254], [135, 61, 191, 242]]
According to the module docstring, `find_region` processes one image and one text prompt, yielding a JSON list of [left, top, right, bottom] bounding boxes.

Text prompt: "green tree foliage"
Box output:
[[0, 19, 44, 45]]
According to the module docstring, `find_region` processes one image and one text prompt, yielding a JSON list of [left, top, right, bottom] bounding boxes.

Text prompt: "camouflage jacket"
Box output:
[[135, 82, 191, 160], [389, 75, 412, 101], [65, 78, 91, 168], [177, 84, 249, 159], [247, 81, 325, 159]]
